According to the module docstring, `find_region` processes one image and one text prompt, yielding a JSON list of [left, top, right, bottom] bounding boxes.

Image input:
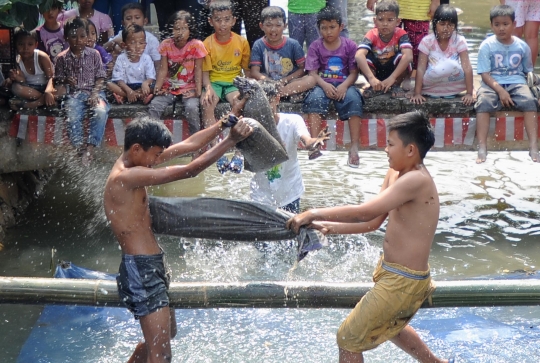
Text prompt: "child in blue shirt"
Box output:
[[475, 5, 538, 163], [250, 6, 316, 99]]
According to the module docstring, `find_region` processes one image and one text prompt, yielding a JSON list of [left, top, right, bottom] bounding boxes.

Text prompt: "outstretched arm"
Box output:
[[118, 120, 253, 189], [287, 168, 426, 233], [156, 121, 225, 164]]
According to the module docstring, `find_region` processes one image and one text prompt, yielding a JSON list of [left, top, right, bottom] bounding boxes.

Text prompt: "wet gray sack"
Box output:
[[233, 77, 288, 172]]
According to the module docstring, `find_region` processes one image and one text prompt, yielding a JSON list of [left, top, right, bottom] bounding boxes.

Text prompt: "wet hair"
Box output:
[[375, 0, 399, 17], [82, 18, 96, 33], [64, 17, 87, 36], [14, 28, 37, 44], [260, 6, 286, 24], [317, 6, 342, 28], [124, 114, 172, 151], [121, 23, 146, 43], [209, 1, 235, 17], [40, 0, 64, 13], [387, 112, 434, 160], [490, 4, 515, 23], [432, 5, 458, 35], [121, 2, 146, 20], [166, 10, 197, 41]]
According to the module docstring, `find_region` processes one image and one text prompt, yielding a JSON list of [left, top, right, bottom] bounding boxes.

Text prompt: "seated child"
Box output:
[[355, 0, 413, 98], [84, 19, 113, 74], [410, 5, 474, 105], [250, 6, 316, 100], [36, 0, 69, 64], [202, 1, 250, 171], [303, 6, 363, 168], [107, 24, 156, 104], [55, 17, 110, 165], [57, 0, 114, 45], [149, 10, 207, 136], [475, 5, 538, 163], [249, 82, 330, 213], [7, 29, 59, 111], [103, 3, 161, 73]]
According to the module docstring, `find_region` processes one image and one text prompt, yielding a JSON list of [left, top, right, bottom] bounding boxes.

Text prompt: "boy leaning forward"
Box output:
[[287, 112, 452, 363]]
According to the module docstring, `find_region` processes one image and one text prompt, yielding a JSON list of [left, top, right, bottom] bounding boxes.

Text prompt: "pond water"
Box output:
[[1, 150, 540, 362]]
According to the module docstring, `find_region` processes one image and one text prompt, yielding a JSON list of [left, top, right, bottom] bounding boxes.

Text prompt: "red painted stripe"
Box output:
[[514, 116, 524, 141], [164, 119, 173, 133], [335, 119, 344, 145], [444, 118, 453, 145], [429, 118, 436, 127], [182, 119, 190, 141], [494, 117, 506, 141], [9, 114, 20, 138], [360, 119, 369, 146], [377, 119, 386, 147], [44, 117, 56, 144], [104, 118, 117, 146], [27, 115, 38, 143]]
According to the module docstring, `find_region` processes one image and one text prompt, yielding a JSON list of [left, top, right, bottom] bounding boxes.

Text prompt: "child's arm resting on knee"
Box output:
[[355, 48, 381, 90], [481, 73, 513, 107], [459, 51, 475, 105], [287, 168, 425, 233], [381, 48, 412, 92], [309, 70, 337, 99], [335, 69, 359, 101]]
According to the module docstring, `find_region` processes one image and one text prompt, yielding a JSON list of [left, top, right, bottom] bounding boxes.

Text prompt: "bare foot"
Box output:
[[347, 150, 359, 168], [530, 149, 539, 162], [476, 146, 487, 163]]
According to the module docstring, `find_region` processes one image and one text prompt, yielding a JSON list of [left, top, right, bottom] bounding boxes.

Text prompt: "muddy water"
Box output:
[[1, 150, 539, 362]]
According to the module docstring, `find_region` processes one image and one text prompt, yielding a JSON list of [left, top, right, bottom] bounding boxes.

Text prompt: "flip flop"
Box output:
[[113, 93, 124, 105], [216, 155, 230, 174], [308, 148, 323, 160], [9, 98, 27, 111], [347, 151, 360, 168], [143, 93, 154, 105], [228, 154, 244, 173]]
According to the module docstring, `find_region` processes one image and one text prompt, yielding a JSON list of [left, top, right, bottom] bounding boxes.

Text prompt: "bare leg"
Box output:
[[523, 111, 539, 162], [339, 347, 364, 363], [107, 82, 127, 97], [11, 82, 43, 100], [390, 325, 448, 363], [347, 115, 361, 167], [308, 113, 323, 138], [523, 21, 540, 66], [129, 307, 173, 363], [280, 76, 317, 96], [475, 112, 490, 163]]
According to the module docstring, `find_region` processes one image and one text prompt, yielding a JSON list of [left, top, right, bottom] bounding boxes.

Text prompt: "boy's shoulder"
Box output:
[[145, 31, 159, 45], [56, 48, 71, 60]]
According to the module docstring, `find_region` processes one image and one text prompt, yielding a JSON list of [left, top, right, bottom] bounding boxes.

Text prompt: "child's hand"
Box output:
[[9, 69, 25, 83], [309, 221, 329, 235], [334, 84, 348, 101], [44, 91, 55, 106], [366, 0, 377, 11], [498, 89, 514, 108], [228, 118, 253, 143], [311, 126, 331, 149], [380, 77, 395, 93], [141, 83, 150, 96], [410, 94, 425, 105], [368, 76, 383, 91], [202, 86, 218, 106], [66, 76, 77, 87], [127, 90, 138, 103], [322, 82, 338, 99], [461, 93, 475, 106]]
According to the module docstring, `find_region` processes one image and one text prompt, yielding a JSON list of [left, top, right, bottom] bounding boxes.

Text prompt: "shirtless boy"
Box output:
[[104, 115, 252, 363], [287, 111, 452, 363]]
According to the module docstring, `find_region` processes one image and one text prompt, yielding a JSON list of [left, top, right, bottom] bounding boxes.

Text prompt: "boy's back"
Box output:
[[203, 32, 250, 82]]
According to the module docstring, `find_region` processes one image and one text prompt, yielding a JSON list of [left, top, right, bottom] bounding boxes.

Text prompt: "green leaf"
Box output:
[[0, 12, 21, 27], [12, 0, 43, 5]]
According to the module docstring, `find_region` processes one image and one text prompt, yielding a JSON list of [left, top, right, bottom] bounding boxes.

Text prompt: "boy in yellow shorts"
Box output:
[[202, 1, 250, 171], [287, 111, 452, 363]]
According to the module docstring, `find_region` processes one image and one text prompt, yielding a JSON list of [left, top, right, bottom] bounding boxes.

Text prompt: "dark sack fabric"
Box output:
[[149, 197, 327, 261]]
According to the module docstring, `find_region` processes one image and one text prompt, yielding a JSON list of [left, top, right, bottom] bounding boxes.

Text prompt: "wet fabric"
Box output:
[[149, 197, 327, 261], [117, 253, 171, 319], [337, 256, 435, 353]]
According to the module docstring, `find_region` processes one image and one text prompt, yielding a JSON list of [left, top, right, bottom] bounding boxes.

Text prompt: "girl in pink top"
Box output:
[[58, 0, 114, 44], [410, 5, 474, 105]]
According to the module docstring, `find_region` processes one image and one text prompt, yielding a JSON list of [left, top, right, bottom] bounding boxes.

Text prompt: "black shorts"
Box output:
[[116, 252, 171, 319]]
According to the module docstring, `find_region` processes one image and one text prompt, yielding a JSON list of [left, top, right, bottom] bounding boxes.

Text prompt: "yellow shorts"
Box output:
[[336, 256, 436, 353]]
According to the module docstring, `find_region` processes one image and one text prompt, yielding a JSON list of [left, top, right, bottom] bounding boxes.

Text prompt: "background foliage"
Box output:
[[0, 0, 58, 28]]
